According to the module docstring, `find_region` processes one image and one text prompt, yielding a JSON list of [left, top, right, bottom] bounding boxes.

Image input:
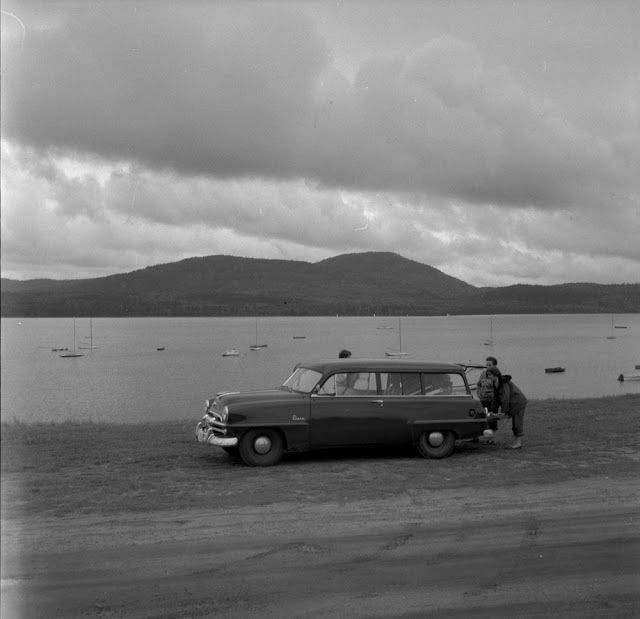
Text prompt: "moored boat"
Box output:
[[385, 317, 409, 357], [545, 367, 566, 374], [222, 349, 240, 357], [249, 317, 267, 350], [59, 319, 84, 359]]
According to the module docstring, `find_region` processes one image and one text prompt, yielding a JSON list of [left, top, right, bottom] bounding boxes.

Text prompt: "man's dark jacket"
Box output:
[[498, 375, 527, 415]]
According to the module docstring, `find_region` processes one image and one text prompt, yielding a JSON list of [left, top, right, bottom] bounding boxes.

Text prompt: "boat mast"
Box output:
[[398, 317, 402, 351]]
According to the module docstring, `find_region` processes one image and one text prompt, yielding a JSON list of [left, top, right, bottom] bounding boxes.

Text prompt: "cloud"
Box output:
[[1, 5, 328, 178], [2, 5, 638, 214], [1, 2, 639, 285], [2, 142, 639, 285]]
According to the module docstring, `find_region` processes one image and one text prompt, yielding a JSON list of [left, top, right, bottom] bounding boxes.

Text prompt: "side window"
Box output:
[[379, 372, 422, 395], [380, 373, 401, 395], [422, 373, 469, 396], [317, 374, 337, 396], [317, 372, 377, 396], [401, 373, 422, 395], [343, 372, 377, 395]]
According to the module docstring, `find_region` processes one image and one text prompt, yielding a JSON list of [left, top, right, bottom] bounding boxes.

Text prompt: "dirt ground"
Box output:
[[2, 395, 639, 618]]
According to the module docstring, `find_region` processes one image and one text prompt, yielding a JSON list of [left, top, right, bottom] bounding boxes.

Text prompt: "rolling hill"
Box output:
[[1, 252, 638, 316]]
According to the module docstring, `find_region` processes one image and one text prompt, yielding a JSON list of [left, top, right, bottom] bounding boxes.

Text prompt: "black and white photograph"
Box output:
[[1, 1, 639, 617]]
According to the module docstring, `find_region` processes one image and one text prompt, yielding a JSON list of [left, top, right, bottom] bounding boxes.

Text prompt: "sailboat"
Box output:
[[59, 319, 84, 358], [385, 317, 409, 357], [79, 317, 99, 350], [249, 317, 268, 350], [606, 315, 616, 340], [483, 316, 494, 346]]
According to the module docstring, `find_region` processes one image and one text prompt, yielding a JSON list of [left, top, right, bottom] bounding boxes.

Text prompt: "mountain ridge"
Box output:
[[2, 252, 639, 316]]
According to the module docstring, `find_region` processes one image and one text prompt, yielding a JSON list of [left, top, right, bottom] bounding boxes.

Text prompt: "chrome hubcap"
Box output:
[[253, 436, 272, 454], [428, 432, 444, 447]]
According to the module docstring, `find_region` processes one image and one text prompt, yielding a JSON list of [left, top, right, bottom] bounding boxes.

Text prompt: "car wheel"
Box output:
[[222, 446, 239, 458], [417, 430, 455, 459], [238, 428, 284, 466]]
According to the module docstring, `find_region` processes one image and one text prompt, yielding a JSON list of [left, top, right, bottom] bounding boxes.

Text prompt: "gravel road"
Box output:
[[2, 396, 639, 617]]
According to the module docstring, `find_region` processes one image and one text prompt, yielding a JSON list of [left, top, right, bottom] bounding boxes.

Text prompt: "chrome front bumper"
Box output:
[[195, 422, 238, 447]]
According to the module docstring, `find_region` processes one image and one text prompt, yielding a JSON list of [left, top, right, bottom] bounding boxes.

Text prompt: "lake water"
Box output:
[[2, 315, 639, 423]]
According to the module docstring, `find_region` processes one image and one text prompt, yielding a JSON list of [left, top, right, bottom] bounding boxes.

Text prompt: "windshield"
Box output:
[[282, 367, 323, 393]]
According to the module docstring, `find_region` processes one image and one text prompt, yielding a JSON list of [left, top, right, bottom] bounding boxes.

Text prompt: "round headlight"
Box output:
[[221, 406, 229, 422], [205, 399, 211, 409]]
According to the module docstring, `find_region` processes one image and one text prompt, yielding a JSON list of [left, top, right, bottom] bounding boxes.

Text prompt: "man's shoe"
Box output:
[[506, 439, 522, 449]]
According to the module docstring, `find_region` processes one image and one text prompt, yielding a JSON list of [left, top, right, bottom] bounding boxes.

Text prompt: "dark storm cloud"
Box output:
[[2, 141, 639, 284], [2, 2, 639, 285], [3, 3, 638, 212], [2, 5, 328, 177]]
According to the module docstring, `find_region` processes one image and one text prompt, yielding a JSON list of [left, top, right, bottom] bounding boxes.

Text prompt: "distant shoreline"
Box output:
[[2, 311, 640, 319]]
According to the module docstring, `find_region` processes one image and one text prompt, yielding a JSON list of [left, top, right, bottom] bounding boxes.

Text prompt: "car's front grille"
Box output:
[[203, 412, 227, 433]]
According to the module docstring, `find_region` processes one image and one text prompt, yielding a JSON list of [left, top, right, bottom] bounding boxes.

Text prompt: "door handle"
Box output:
[[371, 399, 384, 406]]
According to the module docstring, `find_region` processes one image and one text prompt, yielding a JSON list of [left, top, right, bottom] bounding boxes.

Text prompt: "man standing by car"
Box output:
[[499, 375, 528, 449], [477, 356, 502, 388]]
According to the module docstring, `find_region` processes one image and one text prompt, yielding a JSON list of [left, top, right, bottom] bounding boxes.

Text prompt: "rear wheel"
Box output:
[[417, 430, 455, 459], [238, 428, 284, 466]]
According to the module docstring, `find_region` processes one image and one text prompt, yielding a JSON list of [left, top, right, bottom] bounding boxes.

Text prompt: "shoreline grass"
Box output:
[[2, 394, 639, 521], [2, 393, 638, 429]]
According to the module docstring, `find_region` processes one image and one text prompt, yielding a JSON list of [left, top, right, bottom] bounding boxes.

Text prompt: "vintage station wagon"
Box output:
[[195, 359, 496, 466]]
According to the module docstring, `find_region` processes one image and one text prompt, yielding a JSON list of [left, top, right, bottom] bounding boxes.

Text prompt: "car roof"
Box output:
[[298, 359, 465, 373]]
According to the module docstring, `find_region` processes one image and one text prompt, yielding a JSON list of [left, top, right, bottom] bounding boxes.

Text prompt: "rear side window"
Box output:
[[380, 372, 422, 395], [422, 373, 469, 396]]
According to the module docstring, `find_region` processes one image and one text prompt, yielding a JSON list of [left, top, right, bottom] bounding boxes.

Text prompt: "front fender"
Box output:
[[227, 400, 311, 452]]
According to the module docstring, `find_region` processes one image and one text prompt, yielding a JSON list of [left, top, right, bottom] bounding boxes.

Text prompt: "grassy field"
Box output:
[[2, 395, 639, 520], [2, 395, 639, 618]]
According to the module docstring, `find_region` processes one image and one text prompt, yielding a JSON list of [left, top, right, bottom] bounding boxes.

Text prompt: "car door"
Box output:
[[309, 372, 387, 447], [377, 372, 424, 444]]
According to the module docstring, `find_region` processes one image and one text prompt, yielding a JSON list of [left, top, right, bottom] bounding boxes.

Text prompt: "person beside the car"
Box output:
[[477, 357, 502, 391], [477, 366, 501, 414], [498, 374, 528, 450]]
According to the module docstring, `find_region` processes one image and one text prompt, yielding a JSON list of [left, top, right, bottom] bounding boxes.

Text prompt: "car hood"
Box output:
[[218, 388, 307, 407]]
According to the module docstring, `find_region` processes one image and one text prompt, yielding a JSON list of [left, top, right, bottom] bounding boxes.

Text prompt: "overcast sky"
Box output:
[[1, 1, 638, 286]]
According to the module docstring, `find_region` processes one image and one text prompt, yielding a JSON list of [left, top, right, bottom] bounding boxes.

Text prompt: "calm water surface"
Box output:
[[2, 315, 639, 423]]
